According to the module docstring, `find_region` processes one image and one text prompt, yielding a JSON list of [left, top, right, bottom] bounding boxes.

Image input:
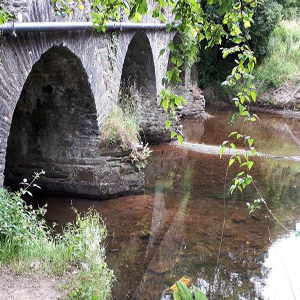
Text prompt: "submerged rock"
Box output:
[[231, 213, 247, 223]]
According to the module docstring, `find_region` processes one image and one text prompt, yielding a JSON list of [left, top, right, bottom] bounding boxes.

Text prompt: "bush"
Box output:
[[0, 172, 114, 299], [250, 0, 282, 58]]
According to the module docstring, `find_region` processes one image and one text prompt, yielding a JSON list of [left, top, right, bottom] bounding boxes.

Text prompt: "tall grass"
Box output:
[[0, 173, 114, 299], [254, 20, 300, 95], [101, 104, 140, 150]]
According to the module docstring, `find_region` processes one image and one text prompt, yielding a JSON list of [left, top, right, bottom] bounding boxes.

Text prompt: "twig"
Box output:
[[288, 83, 300, 103], [212, 164, 229, 298], [285, 124, 300, 147], [252, 181, 291, 233]]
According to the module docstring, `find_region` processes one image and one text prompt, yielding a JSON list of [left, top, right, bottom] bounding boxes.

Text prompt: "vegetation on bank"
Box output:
[[198, 0, 300, 109], [0, 172, 114, 300], [254, 20, 300, 95]]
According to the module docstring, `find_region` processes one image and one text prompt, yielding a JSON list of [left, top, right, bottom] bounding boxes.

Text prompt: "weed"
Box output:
[[130, 143, 152, 170]]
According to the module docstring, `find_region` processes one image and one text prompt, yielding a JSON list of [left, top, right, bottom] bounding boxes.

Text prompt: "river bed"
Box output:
[[33, 109, 300, 299]]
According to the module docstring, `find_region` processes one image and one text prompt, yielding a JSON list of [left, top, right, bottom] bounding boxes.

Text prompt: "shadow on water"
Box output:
[[31, 109, 300, 299]]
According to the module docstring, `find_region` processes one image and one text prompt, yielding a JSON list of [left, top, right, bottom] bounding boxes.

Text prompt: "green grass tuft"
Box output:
[[101, 104, 140, 150]]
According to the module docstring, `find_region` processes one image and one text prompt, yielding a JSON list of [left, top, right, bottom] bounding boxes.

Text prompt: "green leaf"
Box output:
[[218, 0, 233, 15], [169, 42, 174, 53], [228, 131, 237, 137], [165, 120, 172, 129], [177, 135, 184, 145], [229, 158, 235, 167], [250, 90, 257, 102], [179, 96, 186, 105], [247, 161, 254, 170], [220, 146, 226, 158], [133, 12, 142, 23], [162, 99, 168, 111], [231, 113, 237, 124], [171, 131, 177, 139], [173, 291, 181, 300], [193, 286, 208, 300], [176, 282, 193, 300], [137, 1, 148, 14], [230, 184, 236, 194], [159, 48, 165, 58]]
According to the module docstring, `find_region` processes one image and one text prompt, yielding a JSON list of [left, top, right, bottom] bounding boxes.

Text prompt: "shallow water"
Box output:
[[33, 109, 300, 299]]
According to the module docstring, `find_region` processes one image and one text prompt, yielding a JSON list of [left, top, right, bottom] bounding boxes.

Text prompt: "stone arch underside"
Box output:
[[3, 45, 143, 198], [119, 32, 171, 144]]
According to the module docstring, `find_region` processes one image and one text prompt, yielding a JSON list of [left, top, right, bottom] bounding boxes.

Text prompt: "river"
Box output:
[[33, 109, 300, 299]]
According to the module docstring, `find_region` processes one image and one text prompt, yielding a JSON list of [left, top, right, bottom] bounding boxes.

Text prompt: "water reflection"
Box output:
[[259, 225, 300, 299], [31, 109, 300, 299], [182, 109, 300, 157]]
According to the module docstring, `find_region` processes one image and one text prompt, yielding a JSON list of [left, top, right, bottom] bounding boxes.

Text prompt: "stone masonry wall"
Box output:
[[0, 0, 205, 197]]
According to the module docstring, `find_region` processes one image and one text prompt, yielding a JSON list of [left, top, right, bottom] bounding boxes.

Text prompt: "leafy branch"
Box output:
[[0, 6, 15, 25]]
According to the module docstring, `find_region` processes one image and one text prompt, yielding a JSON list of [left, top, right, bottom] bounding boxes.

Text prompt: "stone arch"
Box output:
[[118, 32, 168, 143], [4, 45, 101, 194], [119, 32, 157, 111]]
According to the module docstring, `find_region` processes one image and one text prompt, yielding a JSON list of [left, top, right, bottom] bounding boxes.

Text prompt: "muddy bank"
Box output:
[[0, 267, 66, 300], [203, 78, 300, 116], [258, 77, 300, 111]]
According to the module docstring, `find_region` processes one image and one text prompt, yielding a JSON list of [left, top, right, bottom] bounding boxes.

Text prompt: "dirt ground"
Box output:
[[0, 267, 66, 300]]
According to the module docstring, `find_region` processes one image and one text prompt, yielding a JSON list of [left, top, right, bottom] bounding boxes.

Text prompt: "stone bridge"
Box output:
[[0, 0, 205, 198]]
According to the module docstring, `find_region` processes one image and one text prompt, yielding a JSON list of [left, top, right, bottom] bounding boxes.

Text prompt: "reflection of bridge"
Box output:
[[0, 0, 204, 198]]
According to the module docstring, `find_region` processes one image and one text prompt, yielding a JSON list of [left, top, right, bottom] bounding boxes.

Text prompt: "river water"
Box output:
[[34, 109, 300, 299]]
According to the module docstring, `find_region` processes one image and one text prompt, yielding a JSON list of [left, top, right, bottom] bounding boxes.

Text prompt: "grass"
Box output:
[[0, 172, 114, 299], [101, 104, 140, 150], [254, 20, 300, 95]]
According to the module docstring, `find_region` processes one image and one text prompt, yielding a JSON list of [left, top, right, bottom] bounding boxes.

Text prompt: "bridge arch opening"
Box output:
[[4, 45, 100, 195], [119, 32, 157, 142]]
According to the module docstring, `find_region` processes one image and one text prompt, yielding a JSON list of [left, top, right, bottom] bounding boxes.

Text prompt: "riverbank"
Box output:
[[0, 267, 66, 300], [0, 181, 114, 300]]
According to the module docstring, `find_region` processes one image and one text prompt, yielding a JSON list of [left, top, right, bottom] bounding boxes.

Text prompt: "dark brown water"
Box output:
[[33, 109, 300, 299]]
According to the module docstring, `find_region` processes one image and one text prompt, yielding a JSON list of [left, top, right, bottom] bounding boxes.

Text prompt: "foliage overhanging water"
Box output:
[[31, 109, 300, 299]]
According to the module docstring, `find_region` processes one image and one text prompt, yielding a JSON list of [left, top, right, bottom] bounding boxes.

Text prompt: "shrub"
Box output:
[[0, 172, 114, 299], [250, 0, 282, 59]]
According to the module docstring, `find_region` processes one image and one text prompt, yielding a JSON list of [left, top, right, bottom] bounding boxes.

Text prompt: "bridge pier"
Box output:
[[0, 0, 206, 198]]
